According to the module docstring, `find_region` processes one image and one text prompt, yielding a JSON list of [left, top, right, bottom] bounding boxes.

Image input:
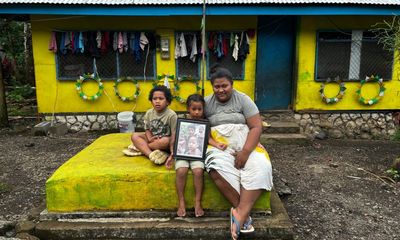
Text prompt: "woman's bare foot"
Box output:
[[177, 201, 186, 217], [195, 203, 204, 217]]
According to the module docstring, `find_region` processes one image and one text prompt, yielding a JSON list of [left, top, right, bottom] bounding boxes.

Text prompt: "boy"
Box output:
[[123, 85, 177, 165]]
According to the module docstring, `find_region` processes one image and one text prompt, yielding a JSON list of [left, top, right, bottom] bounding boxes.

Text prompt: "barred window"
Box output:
[[56, 31, 156, 80], [315, 30, 393, 81], [207, 32, 246, 80], [175, 32, 201, 79]]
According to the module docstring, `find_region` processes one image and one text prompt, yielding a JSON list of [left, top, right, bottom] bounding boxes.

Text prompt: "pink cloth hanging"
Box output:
[[48, 31, 57, 53], [118, 32, 123, 53]]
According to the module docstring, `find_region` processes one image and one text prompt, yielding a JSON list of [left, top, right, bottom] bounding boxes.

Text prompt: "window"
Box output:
[[315, 30, 393, 81], [175, 32, 201, 79], [56, 31, 156, 80], [207, 31, 246, 79]]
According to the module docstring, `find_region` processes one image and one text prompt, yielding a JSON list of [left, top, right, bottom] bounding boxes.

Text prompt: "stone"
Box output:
[[315, 131, 327, 140], [371, 113, 379, 120], [87, 115, 97, 123], [294, 114, 301, 120], [106, 115, 117, 122], [388, 129, 396, 136], [76, 115, 87, 123], [31, 121, 50, 136], [341, 113, 350, 122], [91, 122, 101, 130], [70, 122, 83, 133], [334, 118, 343, 127], [97, 115, 106, 123], [81, 121, 91, 132], [302, 114, 310, 119], [66, 116, 77, 124], [361, 124, 370, 132], [310, 114, 319, 119], [370, 128, 381, 138], [108, 120, 117, 129], [49, 122, 68, 136], [361, 133, 372, 139], [328, 113, 340, 122], [350, 113, 359, 120], [361, 113, 371, 121], [329, 129, 343, 139], [15, 233, 40, 240], [376, 118, 386, 129], [345, 121, 357, 130], [319, 119, 332, 129], [55, 116, 66, 123], [355, 118, 364, 126], [15, 221, 35, 234], [367, 119, 377, 128], [0, 220, 15, 236], [386, 114, 393, 122], [300, 119, 308, 126]]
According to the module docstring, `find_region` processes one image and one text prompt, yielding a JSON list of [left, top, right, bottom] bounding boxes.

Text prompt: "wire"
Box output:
[[51, 75, 60, 127], [31, 16, 86, 22]]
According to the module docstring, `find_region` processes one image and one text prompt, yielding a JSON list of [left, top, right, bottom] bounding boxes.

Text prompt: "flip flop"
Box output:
[[240, 216, 255, 233], [230, 207, 240, 240], [122, 149, 143, 157], [128, 144, 140, 152]]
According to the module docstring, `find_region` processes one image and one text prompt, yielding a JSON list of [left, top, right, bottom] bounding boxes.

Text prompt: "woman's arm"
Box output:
[[233, 113, 262, 169]]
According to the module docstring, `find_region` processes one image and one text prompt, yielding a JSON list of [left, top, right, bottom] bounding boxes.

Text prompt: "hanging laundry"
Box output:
[[134, 32, 142, 63], [140, 32, 149, 51], [174, 33, 181, 59], [129, 32, 136, 55], [48, 31, 57, 53], [78, 32, 84, 53], [238, 32, 250, 61], [208, 32, 216, 50], [164, 75, 170, 89], [96, 31, 102, 48], [147, 33, 156, 50], [87, 31, 100, 58], [232, 34, 239, 61], [59, 32, 67, 55], [65, 32, 72, 52], [222, 34, 228, 56], [73, 31, 81, 54], [230, 32, 235, 47], [118, 32, 124, 53], [190, 33, 198, 63], [113, 32, 118, 51], [215, 33, 223, 59], [123, 32, 128, 52], [100, 31, 110, 55], [179, 33, 188, 57]]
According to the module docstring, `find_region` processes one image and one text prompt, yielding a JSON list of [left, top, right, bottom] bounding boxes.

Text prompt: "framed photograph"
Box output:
[[173, 118, 210, 161]]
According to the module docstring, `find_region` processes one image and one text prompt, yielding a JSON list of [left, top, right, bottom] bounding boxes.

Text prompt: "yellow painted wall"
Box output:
[[296, 16, 400, 111], [31, 15, 257, 113]]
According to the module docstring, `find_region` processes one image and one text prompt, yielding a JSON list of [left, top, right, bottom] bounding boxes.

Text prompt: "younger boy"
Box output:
[[123, 85, 177, 165]]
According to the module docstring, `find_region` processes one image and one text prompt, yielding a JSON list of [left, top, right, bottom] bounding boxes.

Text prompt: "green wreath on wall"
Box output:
[[173, 76, 202, 104], [155, 74, 174, 87], [114, 77, 140, 102], [319, 77, 346, 104], [356, 75, 385, 105], [76, 73, 104, 101]]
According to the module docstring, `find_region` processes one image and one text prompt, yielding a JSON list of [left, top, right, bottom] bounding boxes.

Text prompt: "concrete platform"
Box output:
[[46, 133, 271, 212], [36, 191, 293, 240]]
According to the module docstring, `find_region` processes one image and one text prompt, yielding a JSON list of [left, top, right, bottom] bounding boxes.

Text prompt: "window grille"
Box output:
[[207, 32, 245, 80], [56, 31, 156, 80], [315, 30, 393, 81]]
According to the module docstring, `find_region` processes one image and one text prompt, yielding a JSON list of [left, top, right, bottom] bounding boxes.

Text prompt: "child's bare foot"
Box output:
[[177, 201, 186, 217], [195, 203, 204, 217]]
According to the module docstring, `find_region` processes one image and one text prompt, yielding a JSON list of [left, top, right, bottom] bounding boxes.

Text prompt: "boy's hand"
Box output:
[[165, 155, 173, 169]]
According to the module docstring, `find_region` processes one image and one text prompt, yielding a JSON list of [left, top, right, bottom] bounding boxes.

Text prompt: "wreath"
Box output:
[[319, 77, 346, 104], [155, 74, 174, 88], [114, 77, 140, 102], [76, 73, 104, 101], [172, 76, 203, 104], [356, 75, 385, 105]]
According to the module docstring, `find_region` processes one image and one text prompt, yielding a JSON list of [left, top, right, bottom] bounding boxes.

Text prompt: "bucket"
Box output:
[[117, 111, 136, 133]]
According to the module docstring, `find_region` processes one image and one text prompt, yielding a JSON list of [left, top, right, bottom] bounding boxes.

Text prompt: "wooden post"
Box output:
[[0, 59, 9, 127]]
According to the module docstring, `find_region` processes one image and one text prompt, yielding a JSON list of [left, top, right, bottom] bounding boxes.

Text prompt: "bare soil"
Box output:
[[0, 120, 399, 240]]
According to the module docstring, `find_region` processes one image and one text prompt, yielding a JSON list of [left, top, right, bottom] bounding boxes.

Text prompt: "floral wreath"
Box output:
[[155, 74, 174, 88], [76, 73, 104, 101], [114, 77, 140, 102], [319, 77, 346, 104], [173, 76, 202, 104], [356, 75, 385, 105]]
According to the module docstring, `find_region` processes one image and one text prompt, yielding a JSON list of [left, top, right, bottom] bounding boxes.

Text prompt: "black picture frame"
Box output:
[[173, 118, 210, 161]]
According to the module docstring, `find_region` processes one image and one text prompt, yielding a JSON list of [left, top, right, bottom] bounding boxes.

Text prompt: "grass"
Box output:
[[392, 128, 400, 141], [0, 182, 11, 193]]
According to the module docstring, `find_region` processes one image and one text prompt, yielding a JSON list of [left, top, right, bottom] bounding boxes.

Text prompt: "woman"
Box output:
[[204, 66, 273, 240]]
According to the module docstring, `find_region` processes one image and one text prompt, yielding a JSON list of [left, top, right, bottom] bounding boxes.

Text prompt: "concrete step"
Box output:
[[35, 192, 294, 240], [261, 133, 310, 145], [263, 121, 300, 134], [261, 110, 295, 123]]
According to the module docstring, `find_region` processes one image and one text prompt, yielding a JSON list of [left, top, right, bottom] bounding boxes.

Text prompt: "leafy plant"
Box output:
[[386, 168, 400, 181], [392, 128, 400, 141], [6, 84, 35, 102]]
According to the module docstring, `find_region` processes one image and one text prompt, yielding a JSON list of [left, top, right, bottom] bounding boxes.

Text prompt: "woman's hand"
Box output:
[[232, 150, 250, 169]]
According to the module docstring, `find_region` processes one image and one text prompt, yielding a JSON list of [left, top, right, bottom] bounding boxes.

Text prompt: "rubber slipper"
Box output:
[[262, 121, 271, 127], [122, 149, 143, 157], [240, 216, 255, 233], [230, 207, 240, 240], [128, 144, 140, 152]]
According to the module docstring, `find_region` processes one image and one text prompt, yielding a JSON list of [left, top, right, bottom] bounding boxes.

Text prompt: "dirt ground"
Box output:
[[0, 120, 399, 240]]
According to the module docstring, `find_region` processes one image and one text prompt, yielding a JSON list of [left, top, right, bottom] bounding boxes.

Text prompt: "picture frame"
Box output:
[[173, 118, 210, 161]]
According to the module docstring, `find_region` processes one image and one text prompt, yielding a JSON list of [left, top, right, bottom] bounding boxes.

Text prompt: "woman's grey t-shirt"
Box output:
[[204, 89, 259, 127]]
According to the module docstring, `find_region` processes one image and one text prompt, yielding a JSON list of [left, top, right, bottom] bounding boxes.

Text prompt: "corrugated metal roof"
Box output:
[[1, 0, 400, 5]]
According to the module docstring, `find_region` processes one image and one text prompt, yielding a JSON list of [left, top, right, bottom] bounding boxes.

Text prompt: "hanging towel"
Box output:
[[222, 34, 228, 56], [48, 31, 57, 53], [179, 33, 187, 58], [238, 32, 250, 61], [118, 32, 123, 53], [60, 32, 67, 55], [190, 33, 198, 62], [100, 31, 110, 55], [113, 32, 118, 51], [129, 32, 136, 54], [96, 31, 102, 48], [140, 32, 149, 50], [134, 32, 142, 63], [79, 31, 84, 53], [123, 32, 128, 52], [232, 34, 239, 61], [65, 32, 72, 51], [73, 31, 80, 53], [174, 33, 181, 59]]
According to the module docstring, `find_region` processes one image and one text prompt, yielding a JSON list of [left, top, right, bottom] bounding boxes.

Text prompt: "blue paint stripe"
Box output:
[[1, 5, 400, 16]]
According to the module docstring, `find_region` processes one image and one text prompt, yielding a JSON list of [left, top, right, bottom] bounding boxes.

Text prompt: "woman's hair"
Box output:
[[209, 63, 233, 85], [148, 85, 172, 103], [186, 93, 205, 109]]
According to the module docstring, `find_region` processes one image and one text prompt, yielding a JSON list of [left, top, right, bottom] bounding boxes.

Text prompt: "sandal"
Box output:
[[122, 149, 143, 157], [230, 208, 240, 240], [128, 144, 140, 152], [240, 216, 255, 233], [149, 150, 169, 165]]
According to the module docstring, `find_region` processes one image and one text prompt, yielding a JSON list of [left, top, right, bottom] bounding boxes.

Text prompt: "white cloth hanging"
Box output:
[[164, 76, 170, 89], [122, 32, 128, 52], [190, 33, 198, 63], [140, 32, 149, 50], [232, 34, 239, 61], [179, 33, 188, 58], [96, 31, 102, 48]]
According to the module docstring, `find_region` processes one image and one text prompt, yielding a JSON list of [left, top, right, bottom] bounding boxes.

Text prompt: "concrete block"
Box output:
[[15, 221, 35, 234], [46, 133, 271, 212], [48, 122, 68, 137], [32, 121, 51, 136]]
